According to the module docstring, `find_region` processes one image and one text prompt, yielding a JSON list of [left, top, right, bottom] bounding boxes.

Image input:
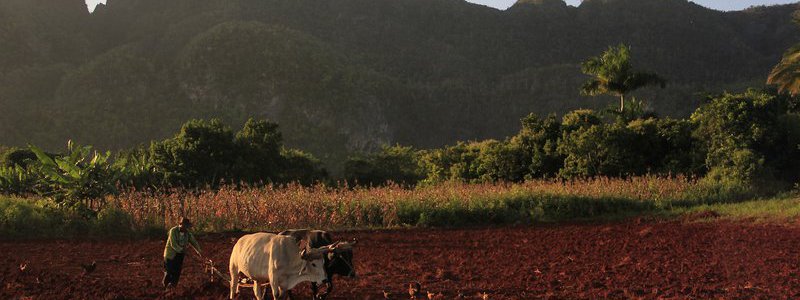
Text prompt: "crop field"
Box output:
[[4, 218, 800, 299], [110, 176, 695, 233]]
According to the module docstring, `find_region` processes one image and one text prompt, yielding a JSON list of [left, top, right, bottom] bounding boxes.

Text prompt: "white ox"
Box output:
[[228, 232, 352, 300]]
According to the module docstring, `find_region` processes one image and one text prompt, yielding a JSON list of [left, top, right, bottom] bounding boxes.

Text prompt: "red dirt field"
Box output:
[[3, 220, 800, 299]]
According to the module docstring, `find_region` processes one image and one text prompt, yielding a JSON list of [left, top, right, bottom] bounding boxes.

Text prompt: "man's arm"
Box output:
[[189, 232, 201, 254], [166, 227, 184, 253]]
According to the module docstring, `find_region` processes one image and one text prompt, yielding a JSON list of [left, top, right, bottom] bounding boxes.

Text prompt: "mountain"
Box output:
[[0, 0, 797, 172]]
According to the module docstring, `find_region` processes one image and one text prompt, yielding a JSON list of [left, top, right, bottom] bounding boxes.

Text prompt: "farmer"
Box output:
[[163, 217, 201, 288]]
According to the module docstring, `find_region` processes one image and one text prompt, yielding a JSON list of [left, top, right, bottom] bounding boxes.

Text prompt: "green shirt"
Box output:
[[163, 226, 200, 260]]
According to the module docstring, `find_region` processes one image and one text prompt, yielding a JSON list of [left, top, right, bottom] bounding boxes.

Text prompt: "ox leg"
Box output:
[[229, 265, 238, 299], [287, 289, 295, 300], [311, 282, 319, 300], [319, 281, 333, 300], [270, 282, 283, 300], [254, 281, 267, 300]]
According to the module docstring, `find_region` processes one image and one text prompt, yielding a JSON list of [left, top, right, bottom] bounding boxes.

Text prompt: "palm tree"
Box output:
[[767, 13, 800, 95], [580, 44, 666, 112], [768, 44, 800, 96]]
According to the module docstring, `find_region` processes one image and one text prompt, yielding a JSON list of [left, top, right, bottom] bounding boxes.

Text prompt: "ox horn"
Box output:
[[332, 240, 355, 253], [300, 248, 325, 261]]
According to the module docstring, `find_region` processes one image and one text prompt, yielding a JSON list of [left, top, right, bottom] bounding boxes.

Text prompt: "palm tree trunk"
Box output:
[[619, 94, 625, 113]]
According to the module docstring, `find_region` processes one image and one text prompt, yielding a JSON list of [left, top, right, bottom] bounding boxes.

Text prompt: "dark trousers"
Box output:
[[163, 253, 185, 287]]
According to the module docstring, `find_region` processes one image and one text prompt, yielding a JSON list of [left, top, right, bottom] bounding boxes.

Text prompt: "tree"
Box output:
[[343, 145, 424, 186], [768, 44, 800, 96], [234, 118, 283, 183], [149, 119, 238, 187], [580, 44, 666, 112]]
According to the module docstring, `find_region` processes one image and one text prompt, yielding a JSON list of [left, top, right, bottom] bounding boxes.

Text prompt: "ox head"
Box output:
[[299, 239, 358, 278], [298, 246, 326, 277], [325, 238, 358, 278]]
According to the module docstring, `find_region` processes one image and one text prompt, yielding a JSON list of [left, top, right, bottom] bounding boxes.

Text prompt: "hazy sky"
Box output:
[[465, 0, 799, 10], [85, 0, 798, 12]]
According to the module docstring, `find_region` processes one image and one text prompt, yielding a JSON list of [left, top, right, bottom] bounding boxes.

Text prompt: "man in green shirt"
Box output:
[[163, 217, 201, 288]]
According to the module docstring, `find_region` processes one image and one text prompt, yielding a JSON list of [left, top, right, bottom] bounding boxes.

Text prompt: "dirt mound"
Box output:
[[3, 221, 800, 299]]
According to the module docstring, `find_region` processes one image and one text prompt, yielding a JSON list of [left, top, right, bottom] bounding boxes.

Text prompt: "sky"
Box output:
[[85, 0, 798, 12], [465, 0, 799, 10]]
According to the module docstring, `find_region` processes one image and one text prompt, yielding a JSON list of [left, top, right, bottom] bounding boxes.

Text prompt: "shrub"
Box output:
[[474, 140, 529, 182], [418, 142, 484, 183], [150, 119, 238, 187], [692, 89, 798, 185], [281, 149, 327, 185], [148, 118, 327, 187], [0, 197, 64, 237], [344, 145, 424, 186], [1, 147, 38, 168], [113, 146, 160, 189], [93, 205, 135, 236], [557, 123, 640, 178], [510, 114, 562, 178], [561, 109, 602, 132]]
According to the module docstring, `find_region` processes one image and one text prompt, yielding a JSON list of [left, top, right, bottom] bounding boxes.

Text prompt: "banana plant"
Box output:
[[0, 164, 37, 195], [29, 141, 119, 208]]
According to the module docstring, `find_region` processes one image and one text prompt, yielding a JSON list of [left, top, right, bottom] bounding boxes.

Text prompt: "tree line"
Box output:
[[4, 35, 800, 213], [1, 0, 798, 173]]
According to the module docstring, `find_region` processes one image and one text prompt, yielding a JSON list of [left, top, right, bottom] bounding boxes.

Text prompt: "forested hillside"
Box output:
[[1, 0, 798, 170]]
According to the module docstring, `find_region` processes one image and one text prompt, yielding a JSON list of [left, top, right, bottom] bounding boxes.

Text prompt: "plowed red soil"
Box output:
[[3, 220, 800, 299]]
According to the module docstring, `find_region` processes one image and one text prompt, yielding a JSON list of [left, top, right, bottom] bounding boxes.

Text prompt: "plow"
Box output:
[[203, 259, 270, 288]]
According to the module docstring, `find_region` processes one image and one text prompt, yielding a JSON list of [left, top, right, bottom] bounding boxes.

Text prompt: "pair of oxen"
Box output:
[[228, 229, 357, 300]]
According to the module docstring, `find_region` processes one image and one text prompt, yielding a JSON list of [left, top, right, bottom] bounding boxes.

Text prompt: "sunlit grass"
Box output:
[[676, 193, 800, 223]]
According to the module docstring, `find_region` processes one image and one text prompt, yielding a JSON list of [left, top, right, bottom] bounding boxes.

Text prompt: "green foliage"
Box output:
[[344, 145, 424, 186], [0, 165, 37, 196]]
